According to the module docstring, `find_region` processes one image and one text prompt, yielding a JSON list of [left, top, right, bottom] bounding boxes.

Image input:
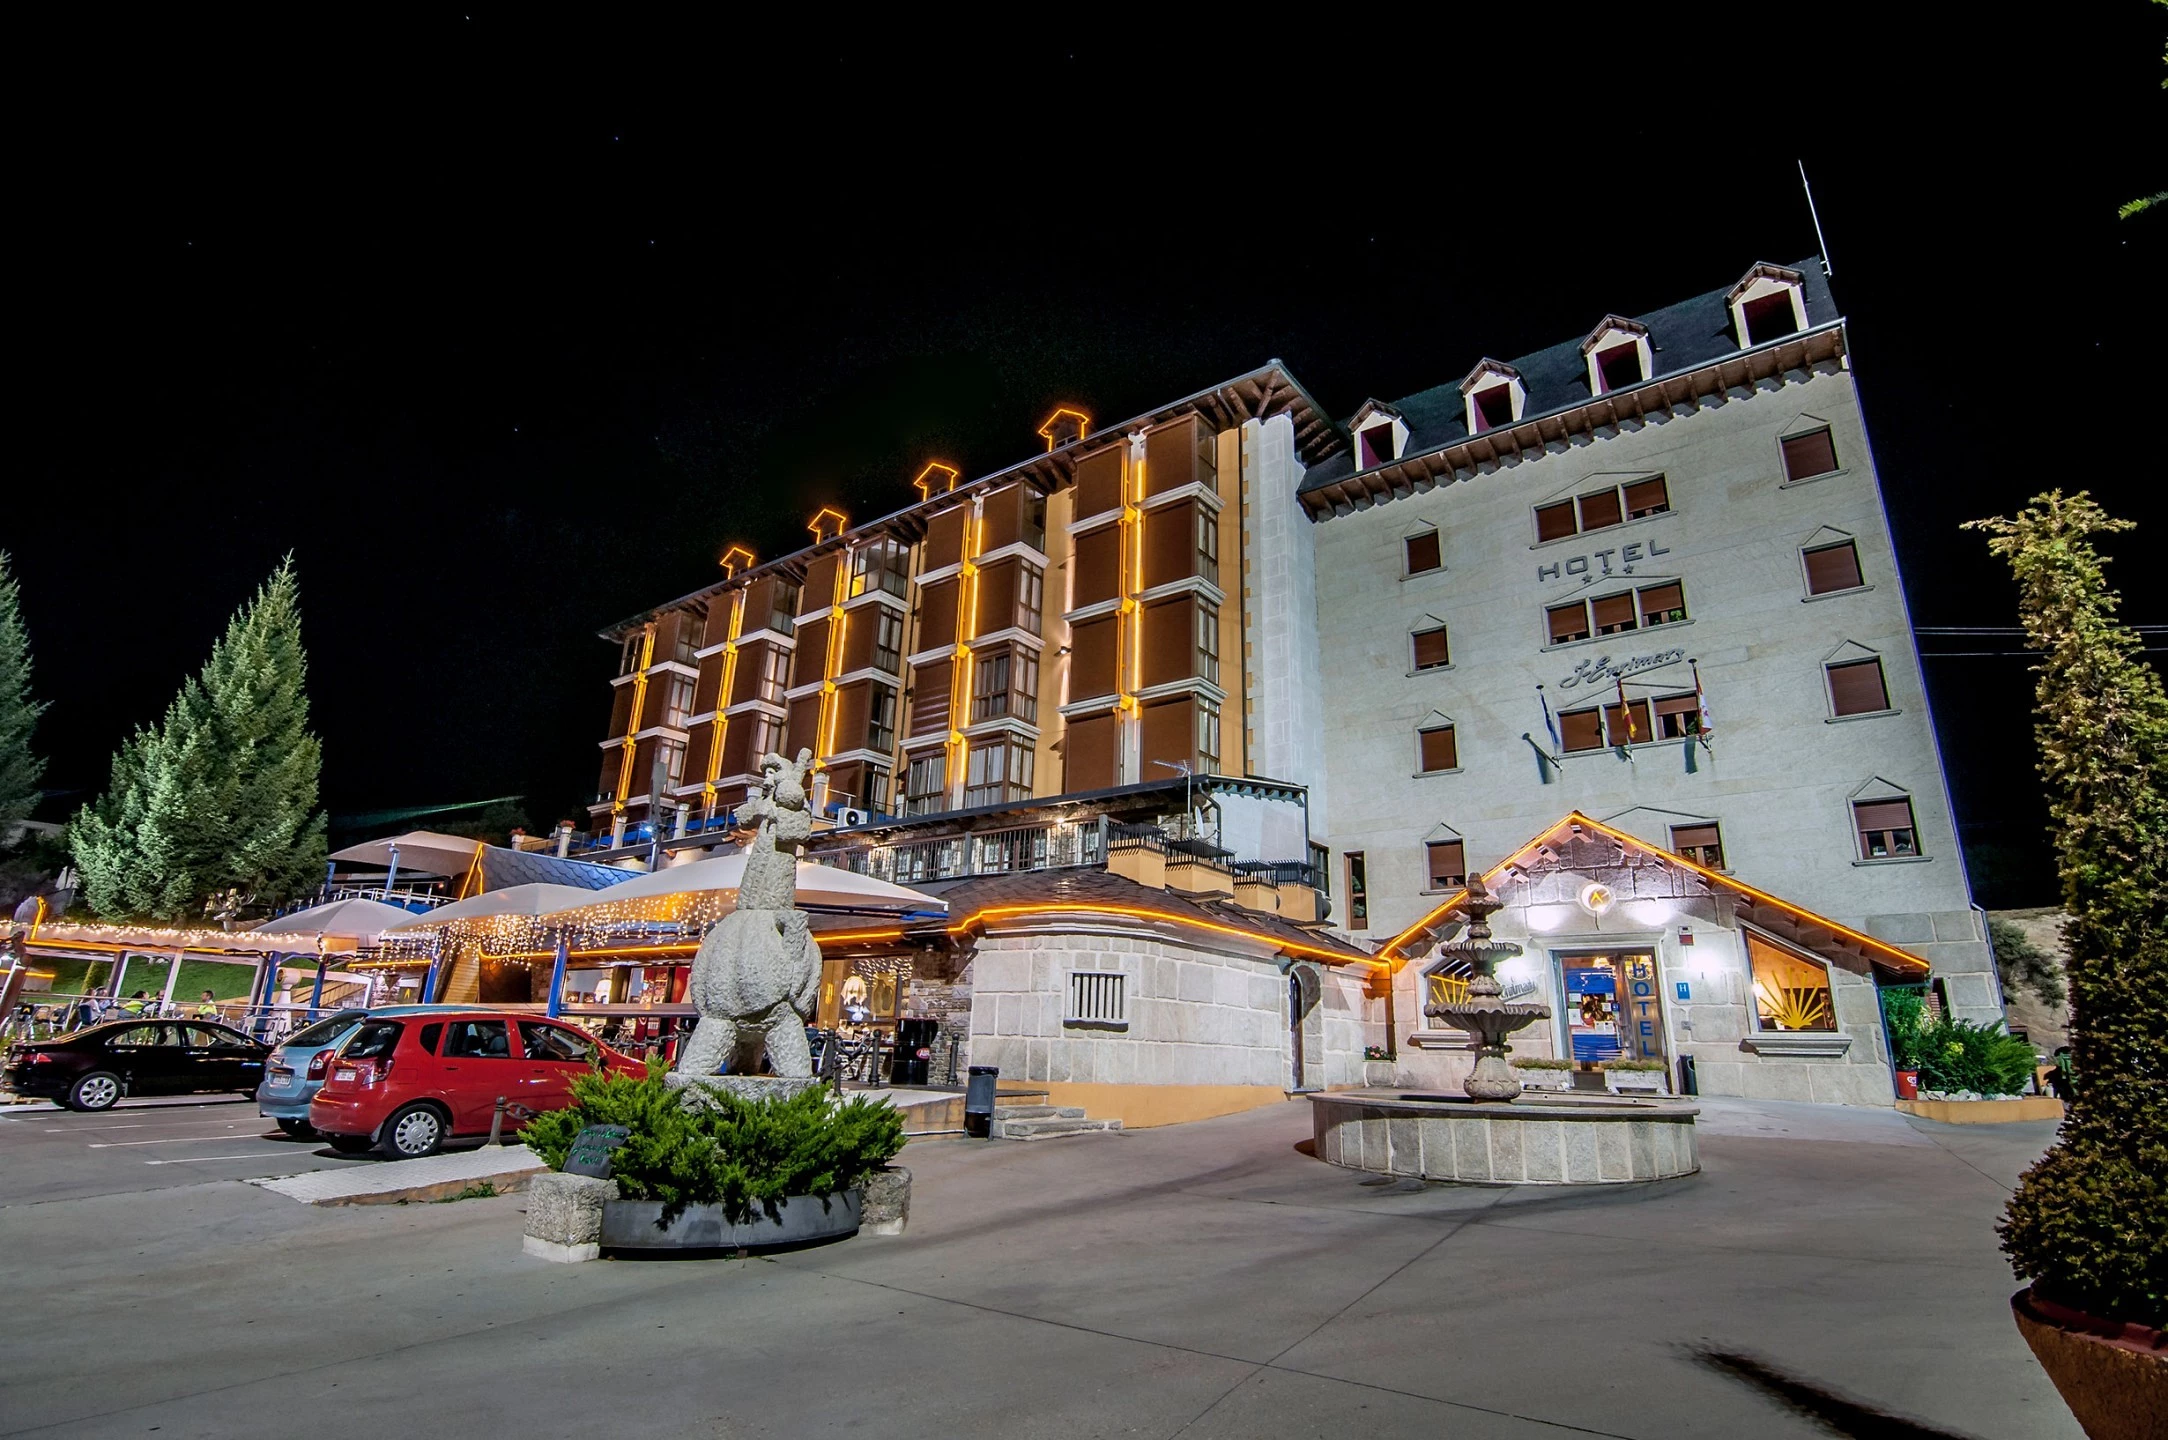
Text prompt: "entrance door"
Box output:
[[1289, 973, 1306, 1090], [1557, 952, 1667, 1067]]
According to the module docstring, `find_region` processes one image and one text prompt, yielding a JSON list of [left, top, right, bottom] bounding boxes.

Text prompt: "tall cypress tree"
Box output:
[[71, 557, 327, 920], [0, 552, 47, 830]]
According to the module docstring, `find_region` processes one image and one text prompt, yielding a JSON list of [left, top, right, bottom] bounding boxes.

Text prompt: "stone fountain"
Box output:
[[1422, 875, 1550, 1102]]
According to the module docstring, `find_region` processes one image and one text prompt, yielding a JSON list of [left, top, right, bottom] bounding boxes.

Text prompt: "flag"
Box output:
[[1538, 686, 1562, 755], [1616, 677, 1638, 744], [1692, 659, 1714, 742]]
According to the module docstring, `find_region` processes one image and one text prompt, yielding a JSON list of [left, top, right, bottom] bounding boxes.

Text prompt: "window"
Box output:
[[1602, 697, 1651, 747], [1195, 508, 1220, 585], [1638, 582, 1687, 627], [1016, 563, 1044, 635], [1828, 658, 1891, 717], [345, 1021, 404, 1059], [1196, 698, 1221, 773], [1411, 625, 1450, 671], [1548, 583, 1688, 646], [521, 1023, 599, 1064], [903, 752, 947, 816], [106, 1025, 169, 1048], [1596, 343, 1644, 392], [758, 646, 789, 704], [972, 653, 1013, 723], [1782, 428, 1839, 482], [674, 614, 705, 665], [1197, 603, 1220, 684], [1472, 385, 1514, 431], [1345, 852, 1368, 930], [866, 684, 897, 754], [1559, 707, 1605, 753], [873, 611, 904, 674], [1747, 933, 1836, 1032], [656, 738, 686, 789], [1023, 495, 1047, 554], [1854, 797, 1919, 860], [419, 1022, 443, 1053], [1417, 723, 1458, 774], [1426, 839, 1466, 890], [1742, 291, 1801, 346], [439, 1020, 511, 1059], [1591, 592, 1638, 636], [1653, 692, 1703, 739], [964, 738, 1034, 807], [1534, 476, 1669, 540], [1015, 651, 1039, 724], [619, 635, 644, 676], [862, 765, 891, 813], [1404, 530, 1442, 575], [1066, 972, 1127, 1027], [662, 674, 695, 728], [1547, 601, 1592, 645], [747, 712, 783, 763], [1671, 822, 1724, 869], [1359, 424, 1395, 468], [848, 539, 910, 599], [767, 581, 800, 636], [1804, 539, 1864, 595]]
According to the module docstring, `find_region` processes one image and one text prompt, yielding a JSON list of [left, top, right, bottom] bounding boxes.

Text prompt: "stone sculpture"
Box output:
[[674, 748, 823, 1080], [1422, 875, 1551, 1102]]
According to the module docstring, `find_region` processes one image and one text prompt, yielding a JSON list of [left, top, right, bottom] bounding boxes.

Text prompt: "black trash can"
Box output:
[[890, 1017, 937, 1086], [964, 1064, 1000, 1138], [1677, 1054, 1699, 1096]]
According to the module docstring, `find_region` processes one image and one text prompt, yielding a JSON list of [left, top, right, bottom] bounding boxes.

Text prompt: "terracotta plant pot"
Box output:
[[2010, 1286, 2166, 1440], [1894, 1069, 1920, 1100]]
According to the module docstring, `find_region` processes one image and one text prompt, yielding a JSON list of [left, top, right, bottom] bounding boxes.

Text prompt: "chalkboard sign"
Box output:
[[564, 1124, 630, 1179]]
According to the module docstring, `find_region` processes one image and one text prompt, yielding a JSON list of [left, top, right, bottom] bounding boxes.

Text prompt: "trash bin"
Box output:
[[1677, 1054, 1698, 1096], [964, 1064, 999, 1138], [890, 1017, 936, 1086]]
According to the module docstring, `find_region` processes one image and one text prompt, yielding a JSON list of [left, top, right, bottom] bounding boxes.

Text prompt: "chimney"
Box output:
[[554, 821, 574, 858], [913, 462, 960, 500], [1037, 407, 1090, 451]]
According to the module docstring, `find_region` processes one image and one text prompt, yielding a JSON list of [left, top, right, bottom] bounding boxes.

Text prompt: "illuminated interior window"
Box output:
[[1747, 932, 1836, 1032]]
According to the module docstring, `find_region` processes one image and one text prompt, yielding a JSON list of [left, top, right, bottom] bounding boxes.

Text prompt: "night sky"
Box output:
[[13, 14, 2163, 905]]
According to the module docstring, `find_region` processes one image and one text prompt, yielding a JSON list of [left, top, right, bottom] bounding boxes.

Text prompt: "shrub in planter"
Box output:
[[1912, 1018, 2038, 1097], [1971, 493, 2168, 1341], [523, 1060, 905, 1226], [1880, 988, 1926, 1071], [1510, 1055, 1574, 1070]]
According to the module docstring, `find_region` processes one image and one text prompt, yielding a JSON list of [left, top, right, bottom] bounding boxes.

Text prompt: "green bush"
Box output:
[[1911, 1019, 2036, 1096], [1598, 1058, 1667, 1071], [523, 1060, 906, 1225], [1510, 1055, 1574, 1070], [1879, 988, 1926, 1070]]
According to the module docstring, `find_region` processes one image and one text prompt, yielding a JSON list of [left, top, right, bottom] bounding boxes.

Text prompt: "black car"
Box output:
[[3, 1020, 270, 1111]]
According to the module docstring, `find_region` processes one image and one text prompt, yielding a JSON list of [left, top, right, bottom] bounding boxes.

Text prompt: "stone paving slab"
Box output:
[[247, 1143, 544, 1205]]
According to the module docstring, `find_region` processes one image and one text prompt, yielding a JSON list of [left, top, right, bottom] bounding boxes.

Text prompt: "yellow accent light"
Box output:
[[950, 902, 1386, 970], [813, 539, 851, 768], [719, 545, 755, 577], [808, 507, 848, 543], [1037, 407, 1091, 451], [912, 462, 960, 499], [612, 625, 658, 816], [701, 591, 748, 809]]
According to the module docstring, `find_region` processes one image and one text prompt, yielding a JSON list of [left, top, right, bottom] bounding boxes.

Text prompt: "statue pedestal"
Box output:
[[665, 1073, 826, 1110]]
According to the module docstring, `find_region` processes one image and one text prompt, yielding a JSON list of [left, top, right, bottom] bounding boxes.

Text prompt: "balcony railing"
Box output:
[[828, 818, 1108, 885]]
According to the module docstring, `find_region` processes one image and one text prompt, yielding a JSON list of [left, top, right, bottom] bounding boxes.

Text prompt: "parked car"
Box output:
[[307, 1010, 644, 1159], [3, 1019, 271, 1111], [256, 1005, 468, 1136]]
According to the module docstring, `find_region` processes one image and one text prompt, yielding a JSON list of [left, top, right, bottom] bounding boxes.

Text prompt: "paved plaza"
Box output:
[[0, 1095, 2073, 1438]]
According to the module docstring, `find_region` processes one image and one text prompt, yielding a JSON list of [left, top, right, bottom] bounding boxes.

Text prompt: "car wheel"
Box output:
[[275, 1118, 314, 1138], [379, 1104, 446, 1160], [67, 1071, 123, 1111], [326, 1134, 375, 1154]]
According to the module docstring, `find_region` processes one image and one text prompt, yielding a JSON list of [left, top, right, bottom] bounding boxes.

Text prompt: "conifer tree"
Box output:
[[71, 558, 327, 919], [0, 552, 47, 830]]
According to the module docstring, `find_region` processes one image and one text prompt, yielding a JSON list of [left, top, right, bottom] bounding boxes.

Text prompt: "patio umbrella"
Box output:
[[252, 897, 420, 946], [383, 883, 602, 931], [327, 830, 490, 894], [538, 854, 945, 927]]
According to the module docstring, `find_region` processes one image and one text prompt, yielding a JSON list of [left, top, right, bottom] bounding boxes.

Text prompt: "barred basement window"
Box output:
[[1426, 839, 1466, 889], [1405, 530, 1442, 576], [1411, 625, 1450, 671], [1854, 797, 1919, 860], [1670, 822, 1724, 869], [1066, 971, 1127, 1028], [1782, 428, 1840, 482], [1803, 539, 1864, 595], [1827, 657, 1891, 717]]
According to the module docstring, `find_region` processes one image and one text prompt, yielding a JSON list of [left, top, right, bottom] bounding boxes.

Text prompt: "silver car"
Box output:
[[256, 1005, 467, 1135]]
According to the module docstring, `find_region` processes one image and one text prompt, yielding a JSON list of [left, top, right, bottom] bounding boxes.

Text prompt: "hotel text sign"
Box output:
[[1537, 538, 1670, 587], [1558, 646, 1686, 690]]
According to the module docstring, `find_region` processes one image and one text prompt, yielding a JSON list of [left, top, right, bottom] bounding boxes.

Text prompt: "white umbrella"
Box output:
[[384, 883, 602, 931], [327, 830, 489, 879], [252, 897, 420, 946], [538, 854, 944, 926]]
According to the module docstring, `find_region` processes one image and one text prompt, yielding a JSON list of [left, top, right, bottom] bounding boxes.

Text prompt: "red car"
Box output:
[[308, 1011, 643, 1159]]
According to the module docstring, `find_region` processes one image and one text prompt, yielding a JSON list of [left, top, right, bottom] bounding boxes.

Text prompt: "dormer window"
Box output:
[[1348, 401, 1407, 470], [1727, 263, 1808, 348], [1580, 316, 1653, 396], [1459, 361, 1524, 434]]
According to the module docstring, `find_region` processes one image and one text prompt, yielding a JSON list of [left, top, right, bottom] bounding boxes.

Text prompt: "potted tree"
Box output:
[[1881, 988, 1924, 1100], [1970, 493, 2166, 1437]]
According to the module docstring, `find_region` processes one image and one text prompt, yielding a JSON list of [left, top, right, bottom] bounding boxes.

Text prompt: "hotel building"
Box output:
[[577, 259, 1997, 1121]]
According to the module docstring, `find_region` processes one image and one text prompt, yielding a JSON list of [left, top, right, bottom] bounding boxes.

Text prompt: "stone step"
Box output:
[[989, 1104, 1086, 1121], [993, 1116, 1123, 1141]]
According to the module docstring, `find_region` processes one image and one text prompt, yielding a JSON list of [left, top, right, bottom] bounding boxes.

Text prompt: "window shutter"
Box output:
[[1672, 824, 1719, 851], [1591, 592, 1639, 634], [1535, 501, 1577, 542], [1828, 658, 1890, 716], [1404, 531, 1442, 575], [1622, 476, 1670, 518], [1637, 582, 1685, 625], [1418, 725, 1458, 773], [1804, 541, 1863, 594], [1577, 489, 1625, 531], [1411, 627, 1450, 670], [1559, 709, 1603, 752], [1782, 429, 1839, 481], [1426, 840, 1466, 888], [1853, 799, 1915, 833], [1548, 602, 1591, 644]]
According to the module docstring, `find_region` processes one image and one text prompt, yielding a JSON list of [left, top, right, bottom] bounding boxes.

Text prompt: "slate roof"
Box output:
[[1299, 259, 1834, 498], [911, 866, 1378, 965]]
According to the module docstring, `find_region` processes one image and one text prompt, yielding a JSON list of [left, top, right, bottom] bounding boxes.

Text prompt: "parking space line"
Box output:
[[144, 1154, 296, 1165], [89, 1133, 260, 1147], [48, 1119, 261, 1133]]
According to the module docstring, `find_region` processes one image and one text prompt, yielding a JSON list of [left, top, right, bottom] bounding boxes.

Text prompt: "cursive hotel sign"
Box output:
[[1558, 646, 1686, 689], [1537, 537, 1670, 586]]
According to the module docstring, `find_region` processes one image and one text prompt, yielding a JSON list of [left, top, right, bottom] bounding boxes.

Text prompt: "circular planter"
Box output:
[[602, 1189, 862, 1253], [2011, 1287, 2165, 1440]]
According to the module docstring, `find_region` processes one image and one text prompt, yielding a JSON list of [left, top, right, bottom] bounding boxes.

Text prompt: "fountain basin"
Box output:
[[1309, 1089, 1699, 1185]]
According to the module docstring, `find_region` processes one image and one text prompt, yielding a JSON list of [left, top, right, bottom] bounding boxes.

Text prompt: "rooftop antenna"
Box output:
[[1798, 159, 1834, 279]]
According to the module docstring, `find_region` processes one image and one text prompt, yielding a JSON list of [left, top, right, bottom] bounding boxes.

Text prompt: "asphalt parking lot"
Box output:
[[0, 1097, 372, 1206]]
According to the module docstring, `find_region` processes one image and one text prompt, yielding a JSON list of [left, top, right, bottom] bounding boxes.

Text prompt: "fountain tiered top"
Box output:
[[1421, 875, 1551, 1102]]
